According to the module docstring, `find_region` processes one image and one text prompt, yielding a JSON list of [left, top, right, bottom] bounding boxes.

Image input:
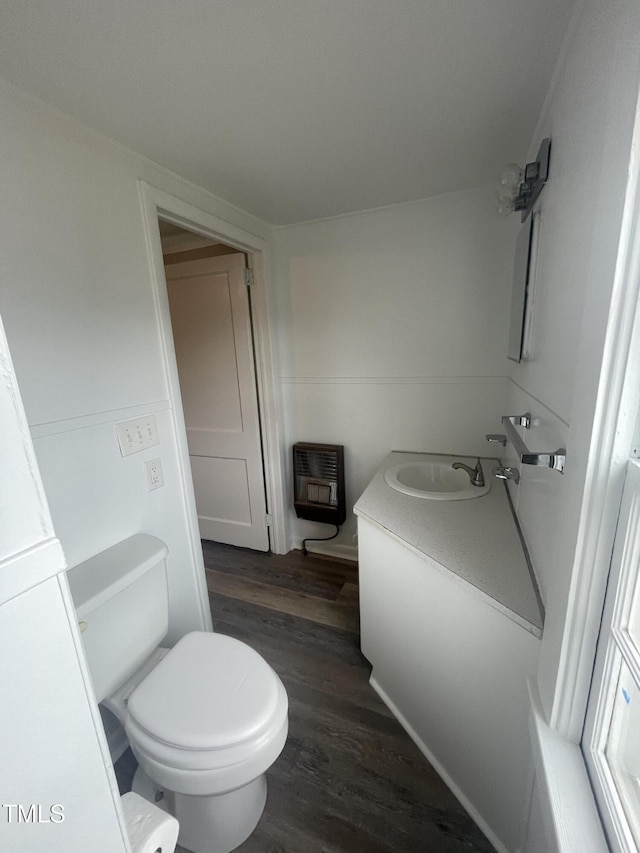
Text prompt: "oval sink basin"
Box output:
[[384, 461, 490, 501]]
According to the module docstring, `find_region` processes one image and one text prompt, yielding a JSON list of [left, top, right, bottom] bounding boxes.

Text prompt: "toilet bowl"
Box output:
[[112, 632, 288, 853], [66, 534, 288, 853]]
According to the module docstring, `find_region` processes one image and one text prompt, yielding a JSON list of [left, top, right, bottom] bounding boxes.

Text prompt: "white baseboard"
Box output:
[[369, 674, 509, 853], [289, 538, 358, 562]]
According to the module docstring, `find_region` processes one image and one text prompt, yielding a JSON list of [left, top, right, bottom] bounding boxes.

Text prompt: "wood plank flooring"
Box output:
[[115, 541, 496, 852], [194, 541, 496, 853]]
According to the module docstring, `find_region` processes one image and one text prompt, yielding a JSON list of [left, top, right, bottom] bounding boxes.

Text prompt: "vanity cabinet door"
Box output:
[[357, 516, 539, 853]]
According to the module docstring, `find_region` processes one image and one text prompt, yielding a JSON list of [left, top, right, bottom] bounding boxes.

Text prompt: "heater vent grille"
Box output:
[[294, 449, 339, 482], [293, 443, 346, 526]]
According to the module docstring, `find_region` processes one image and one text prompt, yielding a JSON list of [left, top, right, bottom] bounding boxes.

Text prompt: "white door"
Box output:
[[165, 254, 269, 551]]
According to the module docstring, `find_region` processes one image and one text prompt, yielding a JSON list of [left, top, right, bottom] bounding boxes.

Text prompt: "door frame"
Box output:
[[138, 181, 287, 556]]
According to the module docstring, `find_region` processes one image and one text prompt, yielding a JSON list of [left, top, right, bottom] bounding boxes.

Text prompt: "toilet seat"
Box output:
[[125, 632, 288, 796]]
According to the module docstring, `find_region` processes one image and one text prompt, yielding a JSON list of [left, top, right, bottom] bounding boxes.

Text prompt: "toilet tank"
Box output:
[[66, 534, 170, 703]]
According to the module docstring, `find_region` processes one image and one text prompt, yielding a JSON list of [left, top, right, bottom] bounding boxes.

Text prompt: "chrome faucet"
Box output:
[[451, 458, 485, 487]]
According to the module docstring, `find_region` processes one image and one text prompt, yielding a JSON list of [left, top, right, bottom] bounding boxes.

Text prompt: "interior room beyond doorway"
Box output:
[[158, 220, 270, 552]]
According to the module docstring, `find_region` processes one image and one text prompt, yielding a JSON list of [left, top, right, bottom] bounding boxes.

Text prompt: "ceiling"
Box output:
[[0, 1, 574, 225]]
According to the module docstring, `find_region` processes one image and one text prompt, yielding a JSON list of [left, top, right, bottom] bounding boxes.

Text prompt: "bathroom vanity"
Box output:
[[354, 452, 542, 853]]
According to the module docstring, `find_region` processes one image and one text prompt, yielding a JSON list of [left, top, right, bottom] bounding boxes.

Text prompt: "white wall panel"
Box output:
[[282, 378, 507, 549], [0, 578, 129, 853], [501, 381, 569, 607], [31, 407, 208, 642], [275, 187, 517, 378], [0, 315, 53, 562], [274, 186, 518, 553], [0, 317, 128, 853], [0, 80, 270, 634], [0, 81, 269, 428], [506, 0, 640, 722]]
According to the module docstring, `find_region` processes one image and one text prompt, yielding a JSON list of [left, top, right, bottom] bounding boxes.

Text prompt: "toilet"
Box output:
[[66, 534, 288, 853]]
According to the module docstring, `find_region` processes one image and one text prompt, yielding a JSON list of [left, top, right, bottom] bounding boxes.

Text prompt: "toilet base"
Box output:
[[132, 766, 267, 853], [175, 776, 267, 853]]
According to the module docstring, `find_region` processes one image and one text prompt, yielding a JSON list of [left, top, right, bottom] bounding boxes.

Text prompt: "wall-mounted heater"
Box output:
[[293, 443, 346, 526]]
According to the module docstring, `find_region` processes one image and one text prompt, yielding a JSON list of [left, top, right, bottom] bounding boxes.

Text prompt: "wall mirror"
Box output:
[[508, 211, 541, 362]]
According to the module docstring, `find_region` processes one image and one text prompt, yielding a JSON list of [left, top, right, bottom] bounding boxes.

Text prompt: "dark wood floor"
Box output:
[[116, 541, 495, 852], [196, 541, 495, 853]]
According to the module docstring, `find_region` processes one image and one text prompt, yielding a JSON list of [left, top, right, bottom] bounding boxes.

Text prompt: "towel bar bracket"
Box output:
[[505, 413, 531, 429], [500, 413, 566, 474], [485, 433, 507, 447]]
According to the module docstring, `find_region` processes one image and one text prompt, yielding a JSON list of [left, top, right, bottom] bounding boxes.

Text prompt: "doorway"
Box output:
[[138, 183, 286, 558], [158, 220, 270, 551]]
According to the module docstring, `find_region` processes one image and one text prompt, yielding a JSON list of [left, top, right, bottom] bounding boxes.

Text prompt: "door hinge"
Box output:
[[265, 513, 272, 527], [243, 268, 255, 287]]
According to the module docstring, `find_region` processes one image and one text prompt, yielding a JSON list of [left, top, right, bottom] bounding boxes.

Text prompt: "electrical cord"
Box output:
[[302, 524, 340, 556]]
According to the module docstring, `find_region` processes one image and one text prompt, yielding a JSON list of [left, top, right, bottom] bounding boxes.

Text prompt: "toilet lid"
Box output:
[[127, 632, 282, 751]]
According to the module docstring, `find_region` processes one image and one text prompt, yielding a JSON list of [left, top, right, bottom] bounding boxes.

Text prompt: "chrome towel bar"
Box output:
[[498, 413, 566, 474]]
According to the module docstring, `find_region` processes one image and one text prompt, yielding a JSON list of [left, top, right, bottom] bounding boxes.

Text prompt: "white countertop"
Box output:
[[354, 451, 543, 636]]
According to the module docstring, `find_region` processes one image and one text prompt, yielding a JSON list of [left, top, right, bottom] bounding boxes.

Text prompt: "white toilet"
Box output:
[[66, 534, 288, 853]]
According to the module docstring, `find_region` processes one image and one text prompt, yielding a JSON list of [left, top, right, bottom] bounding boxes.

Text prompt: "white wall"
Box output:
[[0, 80, 272, 641], [501, 0, 640, 725], [502, 1, 640, 847], [273, 187, 519, 555], [0, 316, 130, 853]]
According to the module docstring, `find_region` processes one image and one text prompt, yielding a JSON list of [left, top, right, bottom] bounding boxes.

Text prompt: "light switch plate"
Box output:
[[116, 415, 159, 456]]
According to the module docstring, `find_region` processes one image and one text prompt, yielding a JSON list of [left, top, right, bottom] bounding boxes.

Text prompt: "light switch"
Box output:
[[116, 415, 159, 457]]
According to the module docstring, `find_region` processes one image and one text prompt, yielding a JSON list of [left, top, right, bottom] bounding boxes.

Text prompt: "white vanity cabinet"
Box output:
[[355, 453, 542, 853]]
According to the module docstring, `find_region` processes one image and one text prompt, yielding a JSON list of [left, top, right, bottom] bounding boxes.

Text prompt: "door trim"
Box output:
[[137, 182, 286, 566]]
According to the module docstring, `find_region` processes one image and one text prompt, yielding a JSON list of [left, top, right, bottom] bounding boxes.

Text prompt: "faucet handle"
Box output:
[[492, 465, 520, 484], [486, 434, 507, 446], [473, 458, 485, 487]]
